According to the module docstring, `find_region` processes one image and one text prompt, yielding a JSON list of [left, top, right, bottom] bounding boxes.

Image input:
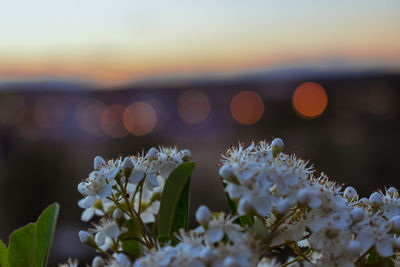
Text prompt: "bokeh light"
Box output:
[[292, 82, 328, 119], [33, 95, 67, 128], [75, 99, 106, 136], [177, 90, 211, 124], [123, 102, 157, 136], [230, 90, 264, 125], [100, 104, 128, 138]]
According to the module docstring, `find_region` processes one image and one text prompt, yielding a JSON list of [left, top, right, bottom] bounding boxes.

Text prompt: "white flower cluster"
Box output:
[[77, 147, 189, 223], [62, 138, 400, 267], [219, 138, 400, 266], [73, 146, 191, 263], [135, 206, 260, 267]]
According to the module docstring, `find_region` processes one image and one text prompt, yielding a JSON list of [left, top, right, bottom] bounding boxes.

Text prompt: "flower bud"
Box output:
[[122, 157, 134, 170], [92, 256, 105, 267], [196, 205, 212, 226], [147, 147, 159, 161], [346, 240, 361, 257], [181, 149, 192, 161], [116, 253, 131, 267], [94, 156, 106, 170], [390, 215, 400, 232], [79, 231, 96, 247], [344, 186, 357, 200], [393, 237, 400, 250], [388, 187, 398, 194], [219, 165, 236, 182], [271, 138, 284, 157], [276, 199, 291, 215], [350, 207, 364, 223], [369, 192, 383, 207]]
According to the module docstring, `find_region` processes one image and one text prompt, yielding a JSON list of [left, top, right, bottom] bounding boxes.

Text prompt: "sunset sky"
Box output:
[[0, 0, 400, 84]]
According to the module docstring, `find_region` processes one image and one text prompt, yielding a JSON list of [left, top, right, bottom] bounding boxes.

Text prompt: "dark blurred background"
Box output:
[[1, 1, 400, 265]]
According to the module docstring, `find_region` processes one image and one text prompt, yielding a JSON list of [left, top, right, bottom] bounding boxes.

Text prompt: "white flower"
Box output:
[[355, 215, 394, 257], [196, 205, 212, 226], [89, 219, 120, 250]]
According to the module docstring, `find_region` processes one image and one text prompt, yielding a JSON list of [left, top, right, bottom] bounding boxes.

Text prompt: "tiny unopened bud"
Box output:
[[346, 240, 362, 257], [276, 199, 291, 215], [390, 215, 400, 232], [369, 192, 383, 207], [344, 186, 357, 200], [350, 207, 364, 223], [94, 156, 106, 170], [271, 138, 284, 157], [147, 147, 159, 161], [388, 187, 398, 194], [219, 165, 236, 182], [196, 205, 212, 226], [79, 231, 95, 246], [238, 196, 253, 215], [116, 253, 131, 267], [122, 157, 134, 170], [181, 149, 192, 161], [92, 256, 105, 267]]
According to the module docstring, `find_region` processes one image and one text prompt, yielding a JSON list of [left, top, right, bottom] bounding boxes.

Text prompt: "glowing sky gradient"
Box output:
[[0, 0, 399, 84]]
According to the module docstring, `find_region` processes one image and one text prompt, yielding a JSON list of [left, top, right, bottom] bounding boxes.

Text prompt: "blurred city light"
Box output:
[[123, 102, 157, 136], [177, 90, 211, 124], [75, 99, 105, 136], [230, 90, 264, 125], [292, 82, 328, 119], [100, 104, 128, 138]]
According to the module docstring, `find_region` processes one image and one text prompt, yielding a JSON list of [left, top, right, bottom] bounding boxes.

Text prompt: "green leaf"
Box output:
[[8, 223, 37, 267], [121, 239, 141, 258], [6, 203, 59, 267], [158, 162, 195, 240], [0, 240, 9, 267], [34, 203, 59, 267]]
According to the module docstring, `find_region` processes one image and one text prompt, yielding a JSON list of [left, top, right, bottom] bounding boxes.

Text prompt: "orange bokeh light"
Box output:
[[292, 82, 328, 119], [230, 90, 264, 125], [123, 102, 157, 136], [100, 104, 128, 138], [177, 90, 211, 124]]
